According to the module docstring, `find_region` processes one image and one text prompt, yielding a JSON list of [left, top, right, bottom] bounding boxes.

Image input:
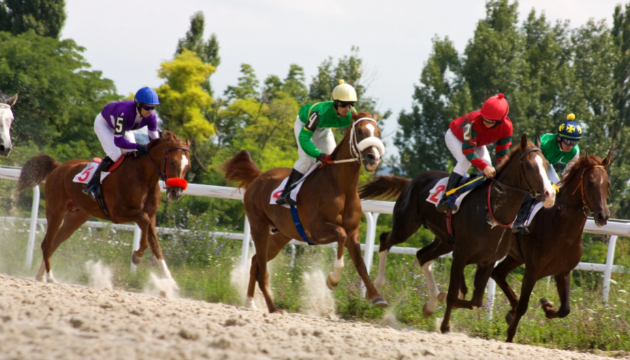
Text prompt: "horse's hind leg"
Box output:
[[491, 255, 524, 323], [246, 234, 290, 309], [541, 271, 571, 319], [38, 206, 66, 283], [417, 239, 453, 318], [452, 262, 494, 310], [375, 217, 423, 293], [50, 211, 90, 254], [249, 225, 279, 313]]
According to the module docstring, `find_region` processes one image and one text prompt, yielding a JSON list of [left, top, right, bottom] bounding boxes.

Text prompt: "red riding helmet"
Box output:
[[480, 93, 509, 122]]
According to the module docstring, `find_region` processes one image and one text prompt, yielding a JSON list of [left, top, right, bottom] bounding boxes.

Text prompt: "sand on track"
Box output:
[[0, 274, 615, 360]]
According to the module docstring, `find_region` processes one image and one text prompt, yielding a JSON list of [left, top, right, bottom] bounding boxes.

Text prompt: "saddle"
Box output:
[[74, 155, 127, 220], [427, 174, 486, 213]]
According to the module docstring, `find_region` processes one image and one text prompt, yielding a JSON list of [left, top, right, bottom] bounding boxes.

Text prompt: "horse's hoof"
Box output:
[[438, 291, 447, 303], [326, 275, 338, 290], [35, 276, 44, 282], [422, 303, 435, 318], [540, 297, 554, 309], [372, 296, 388, 308], [505, 311, 514, 325], [440, 326, 450, 334], [131, 253, 142, 265], [270, 309, 284, 314]]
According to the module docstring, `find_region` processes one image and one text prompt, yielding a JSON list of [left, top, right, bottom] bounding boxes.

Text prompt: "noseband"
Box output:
[[147, 146, 190, 189], [324, 117, 385, 165]]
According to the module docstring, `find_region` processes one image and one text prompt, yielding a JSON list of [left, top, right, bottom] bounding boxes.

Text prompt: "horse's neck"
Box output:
[[559, 172, 587, 209], [329, 139, 362, 194], [139, 143, 171, 186], [489, 155, 526, 223]]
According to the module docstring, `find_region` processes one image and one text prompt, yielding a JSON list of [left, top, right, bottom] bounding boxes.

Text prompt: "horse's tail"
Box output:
[[17, 154, 60, 193], [359, 175, 410, 200], [221, 150, 262, 189]]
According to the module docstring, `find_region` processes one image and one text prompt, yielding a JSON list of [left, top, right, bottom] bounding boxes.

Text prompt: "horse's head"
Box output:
[[0, 92, 18, 157], [499, 134, 556, 207], [149, 131, 191, 201], [562, 151, 611, 226], [350, 112, 385, 171]]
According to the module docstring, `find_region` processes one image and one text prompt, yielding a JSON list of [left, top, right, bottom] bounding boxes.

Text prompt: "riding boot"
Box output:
[[512, 194, 536, 234], [436, 172, 463, 213], [82, 156, 114, 201], [275, 168, 304, 206]]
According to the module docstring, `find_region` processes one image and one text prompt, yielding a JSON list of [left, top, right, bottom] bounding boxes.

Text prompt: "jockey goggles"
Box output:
[[142, 105, 156, 111], [337, 101, 355, 108], [482, 116, 498, 125], [560, 138, 578, 147]]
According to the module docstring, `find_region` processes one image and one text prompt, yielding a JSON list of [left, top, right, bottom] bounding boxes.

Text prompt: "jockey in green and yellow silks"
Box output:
[[512, 113, 582, 233], [275, 80, 357, 206]]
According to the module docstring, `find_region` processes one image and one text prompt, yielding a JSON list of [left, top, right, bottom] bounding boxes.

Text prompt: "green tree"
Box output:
[[224, 64, 260, 101], [0, 0, 66, 38]]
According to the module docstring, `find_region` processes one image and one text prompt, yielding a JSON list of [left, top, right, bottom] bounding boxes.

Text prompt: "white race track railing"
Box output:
[[1, 166, 627, 307]]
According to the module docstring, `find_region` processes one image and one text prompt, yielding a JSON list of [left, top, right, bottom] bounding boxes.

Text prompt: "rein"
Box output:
[[147, 145, 190, 188], [323, 117, 385, 166]]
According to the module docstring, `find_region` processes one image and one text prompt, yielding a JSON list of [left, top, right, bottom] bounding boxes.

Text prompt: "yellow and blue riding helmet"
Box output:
[[558, 113, 582, 142]]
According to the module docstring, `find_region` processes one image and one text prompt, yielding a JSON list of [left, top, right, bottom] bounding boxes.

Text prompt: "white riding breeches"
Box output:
[[445, 129, 491, 176], [293, 116, 336, 174], [94, 114, 136, 161]]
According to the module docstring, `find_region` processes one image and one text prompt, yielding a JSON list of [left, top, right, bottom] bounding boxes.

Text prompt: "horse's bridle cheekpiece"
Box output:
[[147, 146, 190, 189], [325, 117, 385, 165]]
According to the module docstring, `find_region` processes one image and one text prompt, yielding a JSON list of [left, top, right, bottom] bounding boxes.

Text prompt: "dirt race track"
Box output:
[[0, 273, 616, 360]]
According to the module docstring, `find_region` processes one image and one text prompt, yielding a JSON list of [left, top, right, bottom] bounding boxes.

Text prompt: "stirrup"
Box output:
[[82, 184, 98, 201], [276, 192, 296, 207], [512, 225, 530, 235]]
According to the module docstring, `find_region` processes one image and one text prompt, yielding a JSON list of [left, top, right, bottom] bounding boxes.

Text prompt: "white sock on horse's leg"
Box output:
[[36, 260, 46, 282], [422, 261, 440, 313], [329, 257, 344, 284], [245, 296, 258, 310], [157, 259, 179, 290], [46, 269, 57, 284], [374, 250, 388, 293]]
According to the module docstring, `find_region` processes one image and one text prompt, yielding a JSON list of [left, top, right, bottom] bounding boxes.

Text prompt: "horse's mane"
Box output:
[[560, 154, 604, 188], [495, 139, 537, 172], [148, 130, 187, 149], [330, 111, 375, 158]]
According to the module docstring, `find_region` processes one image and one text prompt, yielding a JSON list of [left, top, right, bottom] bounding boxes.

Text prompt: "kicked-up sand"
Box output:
[[0, 273, 617, 360]]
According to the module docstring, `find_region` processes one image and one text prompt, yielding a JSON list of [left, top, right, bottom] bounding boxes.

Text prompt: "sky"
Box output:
[[62, 0, 627, 156]]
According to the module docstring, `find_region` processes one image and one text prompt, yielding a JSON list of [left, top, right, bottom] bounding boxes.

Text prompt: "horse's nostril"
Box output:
[[366, 153, 376, 161]]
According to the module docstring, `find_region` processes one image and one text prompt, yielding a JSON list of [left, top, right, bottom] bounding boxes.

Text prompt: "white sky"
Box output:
[[62, 0, 626, 156]]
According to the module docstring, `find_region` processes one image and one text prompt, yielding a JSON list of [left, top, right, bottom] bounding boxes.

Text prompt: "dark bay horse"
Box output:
[[17, 131, 190, 287], [0, 91, 18, 156], [359, 135, 556, 333], [492, 152, 611, 342], [222, 112, 388, 313]]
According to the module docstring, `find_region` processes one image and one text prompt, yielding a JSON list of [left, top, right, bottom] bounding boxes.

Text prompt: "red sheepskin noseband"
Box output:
[[166, 178, 188, 190]]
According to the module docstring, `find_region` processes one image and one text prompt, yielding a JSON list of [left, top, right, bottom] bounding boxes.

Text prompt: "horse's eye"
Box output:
[[358, 129, 363, 136]]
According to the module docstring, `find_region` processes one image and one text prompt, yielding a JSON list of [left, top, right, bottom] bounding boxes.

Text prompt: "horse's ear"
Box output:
[[602, 151, 612, 168], [520, 134, 528, 150], [373, 113, 378, 121], [186, 137, 191, 147], [535, 135, 541, 148], [9, 93, 17, 107]]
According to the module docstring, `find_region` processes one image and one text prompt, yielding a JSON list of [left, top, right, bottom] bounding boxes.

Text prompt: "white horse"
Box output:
[[0, 92, 18, 156]]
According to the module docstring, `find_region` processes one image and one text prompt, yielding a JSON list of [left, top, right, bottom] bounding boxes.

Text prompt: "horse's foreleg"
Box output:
[[345, 231, 387, 308], [453, 263, 494, 310], [542, 271, 572, 319], [327, 240, 345, 290], [132, 219, 150, 265], [506, 273, 537, 342], [491, 255, 523, 323], [417, 239, 453, 318]]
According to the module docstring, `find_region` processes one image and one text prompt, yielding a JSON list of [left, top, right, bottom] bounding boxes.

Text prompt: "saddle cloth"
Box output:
[[525, 201, 544, 227], [270, 163, 319, 208], [426, 177, 474, 214], [72, 156, 124, 184]]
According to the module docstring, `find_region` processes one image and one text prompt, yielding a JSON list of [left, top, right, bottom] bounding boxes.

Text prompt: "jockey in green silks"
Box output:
[[512, 113, 582, 233], [275, 80, 357, 206]]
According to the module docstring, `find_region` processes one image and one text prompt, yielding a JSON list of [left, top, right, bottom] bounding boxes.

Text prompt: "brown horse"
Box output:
[[492, 152, 611, 342], [0, 91, 18, 156], [359, 135, 557, 333], [222, 112, 388, 313], [17, 131, 191, 287]]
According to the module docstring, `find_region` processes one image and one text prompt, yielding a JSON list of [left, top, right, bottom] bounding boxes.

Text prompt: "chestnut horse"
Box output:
[[17, 131, 191, 287], [222, 112, 387, 313], [492, 152, 611, 342], [0, 91, 18, 156], [359, 135, 556, 333]]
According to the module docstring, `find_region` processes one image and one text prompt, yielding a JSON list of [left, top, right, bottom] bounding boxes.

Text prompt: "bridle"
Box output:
[[324, 117, 385, 165], [147, 145, 190, 189], [566, 165, 608, 214], [487, 147, 545, 227]]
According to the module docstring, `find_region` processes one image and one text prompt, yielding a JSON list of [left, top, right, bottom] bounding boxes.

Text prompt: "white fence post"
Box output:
[[130, 224, 142, 272], [240, 216, 251, 269], [25, 185, 40, 269], [602, 235, 619, 305]]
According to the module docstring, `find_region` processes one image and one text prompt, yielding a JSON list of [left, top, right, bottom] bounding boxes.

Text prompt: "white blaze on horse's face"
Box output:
[[179, 153, 189, 177], [355, 118, 384, 172], [535, 154, 556, 208], [0, 104, 13, 156]]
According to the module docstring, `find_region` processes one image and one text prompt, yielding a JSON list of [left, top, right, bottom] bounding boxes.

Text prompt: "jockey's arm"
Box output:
[[113, 119, 140, 150], [298, 111, 322, 158], [461, 141, 489, 172], [147, 117, 160, 140], [494, 135, 512, 164]]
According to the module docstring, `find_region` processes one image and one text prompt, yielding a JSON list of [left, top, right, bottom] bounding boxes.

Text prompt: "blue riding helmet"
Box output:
[[134, 87, 159, 105], [558, 113, 582, 141]]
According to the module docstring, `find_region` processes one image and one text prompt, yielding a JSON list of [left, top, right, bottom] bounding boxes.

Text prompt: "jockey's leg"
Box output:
[[437, 129, 471, 213], [275, 169, 303, 206], [436, 173, 463, 213], [85, 114, 121, 200], [512, 194, 536, 234], [276, 116, 315, 206], [82, 156, 114, 201]]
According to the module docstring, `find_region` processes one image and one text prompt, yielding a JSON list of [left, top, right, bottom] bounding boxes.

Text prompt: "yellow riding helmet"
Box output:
[[331, 80, 357, 102]]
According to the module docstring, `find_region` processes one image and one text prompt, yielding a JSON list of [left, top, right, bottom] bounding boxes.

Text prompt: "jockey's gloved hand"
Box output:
[[136, 144, 149, 154], [317, 153, 333, 164], [483, 166, 497, 179]]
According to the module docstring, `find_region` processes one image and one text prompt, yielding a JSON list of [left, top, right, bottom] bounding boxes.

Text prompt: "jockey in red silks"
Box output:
[[436, 93, 513, 213], [82, 87, 160, 201]]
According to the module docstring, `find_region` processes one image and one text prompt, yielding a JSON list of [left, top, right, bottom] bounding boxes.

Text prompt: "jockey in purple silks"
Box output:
[[82, 87, 160, 200]]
